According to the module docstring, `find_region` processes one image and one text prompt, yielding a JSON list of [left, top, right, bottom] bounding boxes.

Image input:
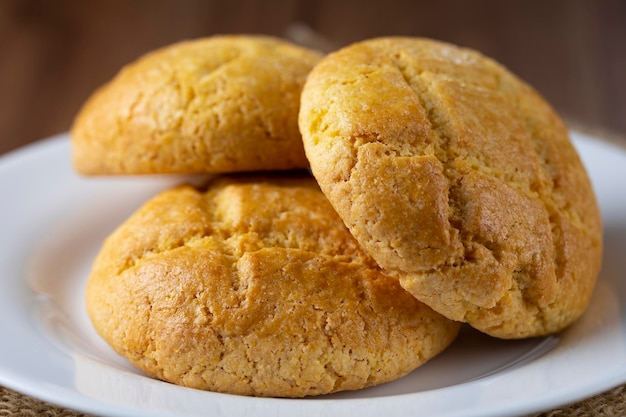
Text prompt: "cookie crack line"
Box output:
[[390, 51, 590, 272], [170, 52, 245, 142], [495, 78, 563, 292], [118, 228, 376, 278], [388, 58, 465, 266]]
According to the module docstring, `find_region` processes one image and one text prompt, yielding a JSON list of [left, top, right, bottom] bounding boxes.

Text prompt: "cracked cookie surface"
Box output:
[[71, 35, 321, 175], [299, 37, 603, 339], [85, 174, 460, 397]]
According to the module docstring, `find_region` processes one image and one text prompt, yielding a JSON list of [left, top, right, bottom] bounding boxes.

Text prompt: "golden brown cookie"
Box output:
[[86, 174, 460, 397], [299, 37, 603, 339], [71, 35, 321, 175]]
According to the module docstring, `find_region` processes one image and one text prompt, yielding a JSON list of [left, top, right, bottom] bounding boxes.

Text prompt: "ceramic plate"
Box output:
[[0, 131, 625, 417]]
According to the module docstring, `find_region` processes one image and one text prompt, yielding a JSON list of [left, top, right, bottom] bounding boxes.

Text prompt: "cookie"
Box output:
[[71, 35, 321, 175], [85, 174, 460, 397], [299, 37, 602, 339]]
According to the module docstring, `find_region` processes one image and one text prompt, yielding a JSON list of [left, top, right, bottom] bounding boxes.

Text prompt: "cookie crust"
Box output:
[[72, 36, 321, 175], [299, 37, 603, 338], [86, 175, 460, 397]]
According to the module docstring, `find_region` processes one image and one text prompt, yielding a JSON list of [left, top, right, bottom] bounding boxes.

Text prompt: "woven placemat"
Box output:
[[2, 383, 626, 417], [1, 386, 88, 417]]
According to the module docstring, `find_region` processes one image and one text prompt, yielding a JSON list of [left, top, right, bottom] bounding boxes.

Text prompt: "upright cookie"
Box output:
[[299, 37, 602, 339], [72, 36, 321, 175], [86, 174, 460, 397]]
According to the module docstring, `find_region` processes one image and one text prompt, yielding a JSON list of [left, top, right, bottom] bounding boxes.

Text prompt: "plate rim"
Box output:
[[1, 130, 625, 417]]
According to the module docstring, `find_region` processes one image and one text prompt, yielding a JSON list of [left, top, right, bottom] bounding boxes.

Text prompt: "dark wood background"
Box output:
[[1, 0, 625, 156]]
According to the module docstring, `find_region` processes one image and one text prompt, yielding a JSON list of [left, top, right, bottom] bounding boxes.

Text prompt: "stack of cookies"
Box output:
[[73, 35, 603, 398]]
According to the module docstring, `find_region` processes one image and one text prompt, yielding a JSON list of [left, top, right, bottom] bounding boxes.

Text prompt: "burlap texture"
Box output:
[[0, 386, 88, 416], [2, 384, 626, 416]]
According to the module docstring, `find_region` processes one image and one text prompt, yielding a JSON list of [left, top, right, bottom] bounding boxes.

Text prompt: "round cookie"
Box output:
[[299, 37, 603, 339], [71, 35, 321, 175], [86, 174, 460, 397]]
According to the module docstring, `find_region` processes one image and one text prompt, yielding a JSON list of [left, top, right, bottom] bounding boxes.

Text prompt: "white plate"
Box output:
[[0, 131, 625, 417]]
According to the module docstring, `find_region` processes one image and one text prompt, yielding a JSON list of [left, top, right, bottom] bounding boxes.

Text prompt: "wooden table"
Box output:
[[1, 0, 625, 154], [1, 1, 625, 416]]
